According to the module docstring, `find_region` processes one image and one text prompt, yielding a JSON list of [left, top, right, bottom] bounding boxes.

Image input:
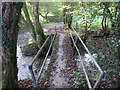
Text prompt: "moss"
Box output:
[[47, 64, 51, 70], [20, 42, 39, 56], [20, 34, 53, 57]]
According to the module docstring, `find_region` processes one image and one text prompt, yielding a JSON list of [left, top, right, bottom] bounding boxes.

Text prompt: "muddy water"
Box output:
[[17, 31, 37, 80], [17, 30, 51, 80]]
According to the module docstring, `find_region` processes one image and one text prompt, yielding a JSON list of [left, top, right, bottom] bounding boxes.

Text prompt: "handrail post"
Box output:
[[37, 33, 57, 82], [28, 64, 37, 87], [70, 27, 104, 89], [28, 33, 52, 87], [93, 71, 104, 89], [28, 32, 57, 87]]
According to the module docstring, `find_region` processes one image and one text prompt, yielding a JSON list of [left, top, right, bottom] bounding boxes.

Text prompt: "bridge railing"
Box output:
[[28, 31, 57, 87], [70, 27, 104, 90]]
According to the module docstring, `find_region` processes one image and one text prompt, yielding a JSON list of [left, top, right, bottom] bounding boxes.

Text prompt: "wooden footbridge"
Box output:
[[28, 27, 104, 90]]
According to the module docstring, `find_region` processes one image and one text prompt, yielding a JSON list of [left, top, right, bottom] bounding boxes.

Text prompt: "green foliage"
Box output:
[[72, 15, 81, 21], [70, 2, 103, 33], [21, 2, 33, 25], [26, 2, 33, 21], [87, 33, 120, 88], [18, 18, 27, 30], [24, 78, 31, 81], [39, 2, 63, 23], [43, 72, 48, 80], [73, 71, 85, 86], [21, 42, 39, 56], [47, 64, 51, 70], [43, 22, 62, 26]]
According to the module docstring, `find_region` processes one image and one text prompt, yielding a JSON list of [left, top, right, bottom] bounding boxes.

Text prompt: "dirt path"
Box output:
[[47, 32, 77, 88], [43, 24, 63, 33], [49, 33, 69, 88]]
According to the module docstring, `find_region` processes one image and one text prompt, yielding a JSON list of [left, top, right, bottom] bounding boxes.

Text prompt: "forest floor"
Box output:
[[86, 32, 120, 88]]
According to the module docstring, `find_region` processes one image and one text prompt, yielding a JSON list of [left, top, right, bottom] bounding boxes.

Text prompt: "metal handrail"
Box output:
[[28, 27, 103, 89], [30, 33, 52, 65], [28, 31, 57, 87], [70, 27, 104, 89], [28, 33, 52, 87], [37, 33, 57, 82], [70, 32, 92, 89]]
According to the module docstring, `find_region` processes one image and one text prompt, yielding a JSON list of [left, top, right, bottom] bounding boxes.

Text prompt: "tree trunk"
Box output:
[[101, 8, 108, 31], [23, 3, 36, 41], [101, 16, 105, 30], [45, 12, 49, 23], [62, 2, 74, 29], [63, 7, 73, 29], [33, 2, 45, 47], [63, 8, 66, 24], [39, 12, 49, 22], [2, 2, 23, 89], [103, 3, 114, 28], [117, 2, 120, 30]]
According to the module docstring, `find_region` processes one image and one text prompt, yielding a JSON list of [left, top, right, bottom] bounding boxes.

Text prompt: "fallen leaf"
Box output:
[[44, 81, 48, 86]]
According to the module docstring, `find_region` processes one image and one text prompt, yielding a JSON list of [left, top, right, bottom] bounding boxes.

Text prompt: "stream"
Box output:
[[17, 31, 36, 80], [17, 46, 34, 80], [17, 30, 52, 80]]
